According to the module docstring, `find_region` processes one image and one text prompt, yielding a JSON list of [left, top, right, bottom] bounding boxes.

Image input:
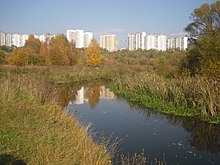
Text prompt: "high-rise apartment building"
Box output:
[[12, 34, 21, 47], [0, 32, 56, 47], [128, 32, 146, 50], [157, 34, 167, 51], [84, 32, 93, 48], [66, 29, 85, 48], [145, 34, 167, 51], [11, 34, 28, 47], [145, 34, 156, 50], [0, 32, 6, 46], [100, 34, 116, 52], [5, 33, 12, 46], [167, 36, 188, 51], [34, 34, 55, 43]]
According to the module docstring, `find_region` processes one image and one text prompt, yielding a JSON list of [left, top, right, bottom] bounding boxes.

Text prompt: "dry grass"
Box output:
[[0, 74, 112, 164]]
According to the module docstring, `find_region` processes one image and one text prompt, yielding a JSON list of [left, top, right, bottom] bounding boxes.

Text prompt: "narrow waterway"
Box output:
[[66, 85, 220, 165]]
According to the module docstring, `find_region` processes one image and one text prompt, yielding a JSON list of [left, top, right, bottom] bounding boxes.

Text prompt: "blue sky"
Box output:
[[0, 0, 216, 48]]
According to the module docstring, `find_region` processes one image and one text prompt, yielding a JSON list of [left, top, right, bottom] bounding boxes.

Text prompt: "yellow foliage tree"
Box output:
[[85, 40, 101, 66], [40, 42, 50, 65], [7, 47, 35, 66]]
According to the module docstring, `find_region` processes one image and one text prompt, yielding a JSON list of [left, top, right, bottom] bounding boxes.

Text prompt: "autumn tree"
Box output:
[[25, 35, 42, 54], [68, 42, 82, 65], [24, 35, 45, 65], [185, 1, 220, 36], [85, 40, 101, 66], [0, 50, 5, 64], [48, 34, 71, 65], [7, 47, 36, 66]]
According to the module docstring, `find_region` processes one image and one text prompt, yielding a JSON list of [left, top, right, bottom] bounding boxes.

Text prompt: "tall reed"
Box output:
[[112, 72, 219, 121]]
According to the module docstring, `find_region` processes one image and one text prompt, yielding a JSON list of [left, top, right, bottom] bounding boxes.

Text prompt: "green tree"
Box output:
[[185, 1, 220, 36], [182, 2, 220, 77], [85, 40, 101, 66], [182, 29, 220, 77]]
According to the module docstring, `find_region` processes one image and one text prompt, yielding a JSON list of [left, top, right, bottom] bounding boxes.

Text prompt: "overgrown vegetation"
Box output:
[[109, 72, 219, 123]]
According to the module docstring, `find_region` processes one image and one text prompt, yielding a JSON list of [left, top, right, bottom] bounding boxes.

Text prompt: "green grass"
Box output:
[[108, 72, 220, 124], [0, 74, 112, 164]]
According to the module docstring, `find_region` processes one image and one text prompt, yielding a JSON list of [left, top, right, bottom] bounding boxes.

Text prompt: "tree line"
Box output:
[[0, 34, 101, 66]]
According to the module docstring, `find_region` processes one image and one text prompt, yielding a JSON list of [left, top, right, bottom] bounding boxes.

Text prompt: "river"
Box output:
[[65, 84, 220, 165]]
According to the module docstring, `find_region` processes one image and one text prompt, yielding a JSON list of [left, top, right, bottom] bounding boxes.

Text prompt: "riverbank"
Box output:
[[0, 71, 111, 164], [0, 65, 219, 164], [109, 72, 220, 124], [0, 65, 219, 124]]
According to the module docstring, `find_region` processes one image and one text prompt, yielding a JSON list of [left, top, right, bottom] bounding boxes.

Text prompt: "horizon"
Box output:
[[0, 0, 216, 48]]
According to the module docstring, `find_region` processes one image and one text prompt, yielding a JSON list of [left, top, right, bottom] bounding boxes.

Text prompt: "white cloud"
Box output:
[[109, 28, 127, 33]]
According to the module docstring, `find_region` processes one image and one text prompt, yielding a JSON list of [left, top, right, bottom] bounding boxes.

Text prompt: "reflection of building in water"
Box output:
[[69, 86, 115, 106], [74, 87, 84, 104], [100, 86, 115, 100]]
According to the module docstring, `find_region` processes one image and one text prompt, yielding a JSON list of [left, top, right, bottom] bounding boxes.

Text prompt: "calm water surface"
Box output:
[[65, 85, 220, 165]]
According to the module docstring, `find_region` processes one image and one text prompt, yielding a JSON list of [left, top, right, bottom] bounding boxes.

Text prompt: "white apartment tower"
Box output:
[[5, 33, 12, 46], [145, 34, 167, 51], [34, 34, 55, 43], [100, 34, 116, 52], [67, 29, 84, 48], [0, 32, 6, 46], [157, 34, 167, 51], [0, 32, 56, 47], [84, 32, 93, 48], [167, 36, 188, 51], [145, 34, 156, 50], [128, 32, 146, 50], [12, 34, 21, 47]]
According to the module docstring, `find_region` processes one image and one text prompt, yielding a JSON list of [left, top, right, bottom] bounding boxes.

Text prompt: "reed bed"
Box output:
[[111, 72, 220, 123]]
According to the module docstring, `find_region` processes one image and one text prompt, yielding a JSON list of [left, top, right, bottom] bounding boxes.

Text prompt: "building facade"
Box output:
[[145, 34, 156, 50], [145, 34, 167, 51], [99, 34, 116, 52], [167, 36, 188, 51], [128, 32, 146, 50], [0, 32, 6, 46], [84, 32, 93, 48], [157, 34, 167, 51], [67, 29, 85, 48], [0, 31, 56, 47]]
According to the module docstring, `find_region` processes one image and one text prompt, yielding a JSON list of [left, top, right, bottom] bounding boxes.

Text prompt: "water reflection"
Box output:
[[126, 101, 220, 154], [68, 84, 115, 108], [61, 84, 220, 164], [179, 118, 220, 153]]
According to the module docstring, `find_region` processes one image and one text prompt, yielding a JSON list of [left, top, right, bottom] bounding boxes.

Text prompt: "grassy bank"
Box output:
[[109, 72, 220, 124], [0, 73, 111, 164]]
